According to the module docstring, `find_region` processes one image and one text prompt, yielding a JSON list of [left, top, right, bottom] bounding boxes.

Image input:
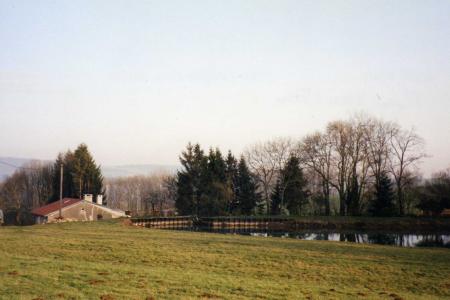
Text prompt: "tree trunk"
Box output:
[[397, 184, 404, 216], [322, 182, 330, 216], [339, 191, 346, 216]]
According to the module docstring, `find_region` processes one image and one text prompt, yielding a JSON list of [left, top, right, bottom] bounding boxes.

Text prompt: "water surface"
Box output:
[[171, 227, 450, 248]]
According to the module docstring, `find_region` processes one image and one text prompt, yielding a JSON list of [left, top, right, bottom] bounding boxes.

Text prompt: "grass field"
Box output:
[[0, 221, 449, 300]]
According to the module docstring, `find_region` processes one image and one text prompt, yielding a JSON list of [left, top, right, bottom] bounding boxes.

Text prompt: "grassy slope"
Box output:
[[0, 221, 449, 300]]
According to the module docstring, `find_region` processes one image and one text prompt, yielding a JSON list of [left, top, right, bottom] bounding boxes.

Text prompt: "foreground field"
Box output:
[[0, 221, 449, 300]]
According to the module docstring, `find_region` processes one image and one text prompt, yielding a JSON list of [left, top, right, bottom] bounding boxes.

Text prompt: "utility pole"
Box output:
[[59, 163, 63, 219]]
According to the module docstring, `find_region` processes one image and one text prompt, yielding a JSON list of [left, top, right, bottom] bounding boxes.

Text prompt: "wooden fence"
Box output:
[[131, 216, 292, 230]]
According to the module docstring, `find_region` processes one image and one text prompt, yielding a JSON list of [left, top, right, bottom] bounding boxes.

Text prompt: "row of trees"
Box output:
[[1, 115, 447, 221], [105, 174, 176, 216], [297, 115, 425, 216], [175, 115, 440, 217], [175, 144, 261, 216], [174, 143, 313, 216], [0, 144, 104, 224]]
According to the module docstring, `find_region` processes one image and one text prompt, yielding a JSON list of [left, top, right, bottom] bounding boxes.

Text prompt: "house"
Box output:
[[31, 197, 126, 224]]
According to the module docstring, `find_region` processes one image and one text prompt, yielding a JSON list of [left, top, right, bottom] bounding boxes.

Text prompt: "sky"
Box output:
[[0, 0, 449, 175]]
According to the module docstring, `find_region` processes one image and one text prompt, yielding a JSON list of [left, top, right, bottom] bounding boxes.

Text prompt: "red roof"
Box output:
[[32, 198, 82, 216]]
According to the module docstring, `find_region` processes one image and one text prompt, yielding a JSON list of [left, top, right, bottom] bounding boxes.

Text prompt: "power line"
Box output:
[[0, 160, 44, 171]]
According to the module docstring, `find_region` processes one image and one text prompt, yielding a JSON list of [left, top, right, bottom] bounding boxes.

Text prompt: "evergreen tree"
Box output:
[[72, 144, 105, 200], [235, 156, 259, 215], [51, 144, 104, 202], [270, 179, 282, 215], [176, 145, 259, 216], [225, 151, 238, 213], [176, 143, 205, 215], [278, 156, 308, 215], [416, 171, 450, 215], [370, 171, 396, 217], [199, 148, 229, 216]]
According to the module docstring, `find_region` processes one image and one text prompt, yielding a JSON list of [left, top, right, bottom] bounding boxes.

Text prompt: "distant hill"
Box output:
[[0, 157, 179, 181], [101, 164, 179, 178]]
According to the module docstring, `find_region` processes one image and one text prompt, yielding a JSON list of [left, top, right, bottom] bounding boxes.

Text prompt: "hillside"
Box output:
[[101, 164, 179, 178], [0, 221, 449, 299], [0, 157, 178, 181]]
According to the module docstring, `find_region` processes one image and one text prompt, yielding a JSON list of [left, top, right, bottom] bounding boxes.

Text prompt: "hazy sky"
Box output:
[[0, 0, 449, 175]]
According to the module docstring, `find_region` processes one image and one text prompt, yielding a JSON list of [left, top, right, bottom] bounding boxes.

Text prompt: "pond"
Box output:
[[172, 227, 450, 248]]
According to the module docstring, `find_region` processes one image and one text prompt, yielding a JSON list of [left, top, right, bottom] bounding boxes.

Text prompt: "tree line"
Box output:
[[175, 114, 449, 217], [105, 174, 176, 216], [1, 115, 449, 222]]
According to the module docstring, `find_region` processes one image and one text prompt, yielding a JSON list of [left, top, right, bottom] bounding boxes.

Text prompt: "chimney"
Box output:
[[84, 194, 93, 202], [97, 195, 103, 206]]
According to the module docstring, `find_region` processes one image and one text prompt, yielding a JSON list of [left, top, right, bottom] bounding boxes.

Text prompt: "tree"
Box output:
[[245, 137, 294, 214], [235, 156, 259, 215], [417, 170, 450, 215], [176, 144, 232, 216], [106, 174, 176, 216], [225, 151, 239, 213], [364, 118, 397, 193], [176, 143, 205, 215], [326, 120, 369, 215], [0, 161, 54, 224], [72, 144, 104, 200], [199, 148, 230, 216], [370, 171, 396, 217], [389, 128, 425, 215], [300, 132, 332, 215], [280, 156, 308, 215], [270, 179, 283, 215], [51, 144, 104, 202]]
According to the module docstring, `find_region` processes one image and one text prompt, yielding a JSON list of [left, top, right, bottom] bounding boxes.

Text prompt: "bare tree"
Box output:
[[299, 132, 333, 215], [105, 173, 176, 216], [389, 128, 425, 215], [0, 161, 54, 224], [244, 137, 295, 214], [363, 118, 397, 188], [323, 117, 371, 215]]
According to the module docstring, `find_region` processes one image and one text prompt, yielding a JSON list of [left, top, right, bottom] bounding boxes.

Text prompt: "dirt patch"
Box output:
[[97, 272, 109, 276], [32, 298, 44, 300], [357, 292, 367, 297], [200, 293, 222, 299], [100, 295, 115, 300], [145, 297, 155, 300], [389, 293, 404, 300], [56, 293, 65, 298], [88, 279, 105, 285], [7, 271, 18, 276]]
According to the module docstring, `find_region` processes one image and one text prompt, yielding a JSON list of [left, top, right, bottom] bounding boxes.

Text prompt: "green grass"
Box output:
[[0, 221, 449, 300]]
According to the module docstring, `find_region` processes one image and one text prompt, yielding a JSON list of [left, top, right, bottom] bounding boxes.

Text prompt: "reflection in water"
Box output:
[[178, 227, 450, 248]]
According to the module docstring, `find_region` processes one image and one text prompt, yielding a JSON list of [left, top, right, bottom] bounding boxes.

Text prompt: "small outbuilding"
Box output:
[[32, 198, 126, 224]]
